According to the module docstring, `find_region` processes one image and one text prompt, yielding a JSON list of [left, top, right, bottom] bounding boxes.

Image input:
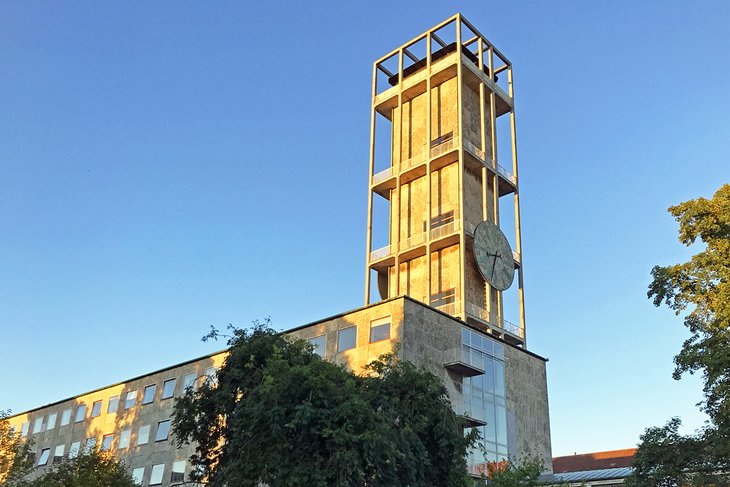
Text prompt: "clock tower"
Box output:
[[364, 14, 527, 346]]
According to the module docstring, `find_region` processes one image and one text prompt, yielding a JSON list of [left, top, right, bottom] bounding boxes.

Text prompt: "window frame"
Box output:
[[149, 464, 165, 486], [52, 444, 64, 464], [60, 409, 71, 427], [107, 396, 119, 414], [161, 378, 176, 399], [37, 448, 50, 466], [369, 317, 391, 343], [337, 326, 357, 352], [137, 424, 151, 445], [124, 390, 137, 410], [46, 412, 57, 430], [74, 404, 87, 423], [155, 420, 171, 442], [90, 400, 102, 418], [142, 384, 157, 405], [32, 416, 44, 434], [308, 334, 327, 356]]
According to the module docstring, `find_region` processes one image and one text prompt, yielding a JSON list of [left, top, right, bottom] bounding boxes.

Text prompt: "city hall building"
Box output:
[[7, 15, 552, 486]]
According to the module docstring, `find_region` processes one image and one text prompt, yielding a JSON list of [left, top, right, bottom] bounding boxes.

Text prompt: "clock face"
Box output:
[[473, 221, 515, 291]]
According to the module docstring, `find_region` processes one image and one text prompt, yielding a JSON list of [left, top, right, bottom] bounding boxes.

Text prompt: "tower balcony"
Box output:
[[465, 301, 524, 346]]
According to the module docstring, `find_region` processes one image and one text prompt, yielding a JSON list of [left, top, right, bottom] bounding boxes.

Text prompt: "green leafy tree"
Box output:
[[2, 449, 138, 487], [172, 321, 478, 487], [0, 411, 34, 485], [629, 184, 730, 486], [484, 455, 546, 487]]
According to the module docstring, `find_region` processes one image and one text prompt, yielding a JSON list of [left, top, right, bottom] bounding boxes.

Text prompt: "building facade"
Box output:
[[7, 14, 552, 486]]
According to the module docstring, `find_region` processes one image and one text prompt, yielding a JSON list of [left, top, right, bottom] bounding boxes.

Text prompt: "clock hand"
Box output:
[[490, 253, 498, 277]]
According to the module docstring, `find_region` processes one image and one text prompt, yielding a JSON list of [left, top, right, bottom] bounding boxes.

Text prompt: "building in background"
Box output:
[[7, 14, 552, 486], [541, 449, 636, 486]]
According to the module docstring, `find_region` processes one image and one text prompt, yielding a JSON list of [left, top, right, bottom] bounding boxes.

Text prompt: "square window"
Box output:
[[161, 379, 176, 399], [75, 405, 87, 423], [171, 460, 186, 482], [337, 326, 357, 352], [46, 413, 57, 430], [32, 416, 44, 434], [124, 390, 137, 410], [183, 373, 197, 391], [131, 467, 145, 484], [369, 320, 391, 343], [142, 384, 157, 405], [53, 444, 64, 464], [60, 409, 71, 426], [150, 464, 165, 485], [38, 448, 50, 466], [101, 434, 113, 451], [155, 420, 171, 442], [20, 422, 29, 437], [137, 425, 151, 445], [118, 429, 131, 449], [107, 396, 119, 414], [90, 400, 102, 418], [308, 335, 326, 356], [68, 442, 80, 459]]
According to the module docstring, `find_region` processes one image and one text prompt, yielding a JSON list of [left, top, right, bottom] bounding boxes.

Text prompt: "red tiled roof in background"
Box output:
[[553, 449, 637, 473]]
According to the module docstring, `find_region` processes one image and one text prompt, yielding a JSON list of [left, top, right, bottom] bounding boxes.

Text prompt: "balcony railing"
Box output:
[[370, 245, 393, 262], [465, 301, 489, 323], [400, 147, 428, 172], [430, 219, 460, 240], [372, 166, 393, 184], [497, 163, 516, 185], [452, 397, 488, 427], [443, 346, 485, 377], [430, 133, 458, 158], [463, 138, 485, 160], [402, 231, 426, 250], [435, 299, 461, 317], [503, 319, 524, 338]]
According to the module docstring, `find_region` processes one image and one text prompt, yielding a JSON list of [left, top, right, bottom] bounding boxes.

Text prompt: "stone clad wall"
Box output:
[[504, 344, 553, 471]]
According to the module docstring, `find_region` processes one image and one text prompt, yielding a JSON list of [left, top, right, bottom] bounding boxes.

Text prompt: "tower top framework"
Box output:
[[364, 14, 527, 346]]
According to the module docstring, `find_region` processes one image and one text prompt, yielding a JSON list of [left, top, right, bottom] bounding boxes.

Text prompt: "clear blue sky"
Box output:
[[1, 0, 728, 457]]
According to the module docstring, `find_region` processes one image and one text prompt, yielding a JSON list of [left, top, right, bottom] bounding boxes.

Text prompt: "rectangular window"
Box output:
[[32, 416, 44, 434], [20, 422, 29, 437], [155, 420, 171, 442], [69, 442, 80, 459], [142, 384, 157, 404], [131, 467, 145, 484], [171, 460, 186, 482], [183, 373, 197, 391], [369, 320, 391, 343], [118, 429, 131, 449], [205, 367, 218, 386], [124, 390, 137, 410], [137, 425, 151, 445], [150, 464, 165, 485], [46, 413, 57, 430], [161, 379, 176, 399], [75, 405, 87, 423], [308, 335, 326, 356], [107, 396, 119, 414], [60, 409, 71, 426], [101, 434, 113, 451], [85, 437, 96, 452], [90, 400, 102, 418], [337, 326, 357, 352], [38, 448, 50, 466], [53, 444, 64, 464]]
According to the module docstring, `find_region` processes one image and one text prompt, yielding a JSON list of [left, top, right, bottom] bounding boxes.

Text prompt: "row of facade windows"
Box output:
[[34, 418, 174, 468], [307, 318, 391, 356], [20, 368, 218, 438]]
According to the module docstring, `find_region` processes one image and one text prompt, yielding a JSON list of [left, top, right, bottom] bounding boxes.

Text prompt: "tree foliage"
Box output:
[[172, 321, 478, 487], [484, 455, 546, 487], [631, 184, 730, 485], [0, 411, 33, 485], [2, 448, 137, 487]]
